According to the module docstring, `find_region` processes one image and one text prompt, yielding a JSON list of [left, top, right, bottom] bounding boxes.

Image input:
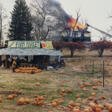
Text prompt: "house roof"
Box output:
[[0, 48, 62, 56]]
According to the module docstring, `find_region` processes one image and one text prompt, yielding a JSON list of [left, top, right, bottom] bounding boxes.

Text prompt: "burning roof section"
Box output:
[[68, 17, 86, 30]]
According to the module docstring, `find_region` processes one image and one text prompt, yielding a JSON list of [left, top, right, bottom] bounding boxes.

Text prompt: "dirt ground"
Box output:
[[1, 48, 112, 112], [0, 55, 112, 112]]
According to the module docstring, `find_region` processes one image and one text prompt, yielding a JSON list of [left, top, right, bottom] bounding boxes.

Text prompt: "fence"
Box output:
[[65, 57, 112, 87]]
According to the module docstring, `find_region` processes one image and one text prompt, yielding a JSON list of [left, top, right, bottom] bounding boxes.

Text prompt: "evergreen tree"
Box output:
[[8, 0, 32, 40]]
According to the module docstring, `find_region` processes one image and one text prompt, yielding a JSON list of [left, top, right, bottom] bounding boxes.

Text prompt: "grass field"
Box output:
[[0, 50, 112, 112]]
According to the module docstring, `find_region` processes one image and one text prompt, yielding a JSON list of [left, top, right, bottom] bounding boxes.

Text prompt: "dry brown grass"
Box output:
[[0, 51, 112, 111]]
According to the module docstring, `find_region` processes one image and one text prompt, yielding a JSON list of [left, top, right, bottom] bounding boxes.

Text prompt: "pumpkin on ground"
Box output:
[[69, 100, 75, 107], [35, 82, 40, 86], [72, 108, 80, 112], [18, 98, 25, 105]]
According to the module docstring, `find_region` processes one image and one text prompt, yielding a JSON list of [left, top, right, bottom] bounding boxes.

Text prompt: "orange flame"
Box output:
[[68, 17, 85, 30]]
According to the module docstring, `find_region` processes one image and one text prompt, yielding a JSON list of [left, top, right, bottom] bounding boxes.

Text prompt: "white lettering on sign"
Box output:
[[8, 41, 40, 48]]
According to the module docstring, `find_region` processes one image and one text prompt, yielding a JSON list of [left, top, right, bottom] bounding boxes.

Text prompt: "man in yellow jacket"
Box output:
[[12, 60, 17, 72]]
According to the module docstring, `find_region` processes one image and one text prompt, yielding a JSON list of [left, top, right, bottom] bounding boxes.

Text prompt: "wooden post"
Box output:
[[102, 60, 104, 87], [92, 60, 94, 75]]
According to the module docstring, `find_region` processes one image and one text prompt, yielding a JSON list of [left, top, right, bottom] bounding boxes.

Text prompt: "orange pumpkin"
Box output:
[[76, 94, 80, 99], [88, 97, 94, 101], [18, 98, 25, 105], [101, 96, 106, 100], [59, 89, 65, 93], [33, 100, 38, 105], [95, 108, 102, 112], [58, 99, 64, 103], [80, 85, 84, 88], [24, 98, 30, 104], [61, 93, 66, 97], [38, 96, 44, 100], [82, 88, 88, 92], [38, 101, 44, 106], [12, 94, 18, 98], [83, 108, 91, 112], [88, 102, 96, 111], [36, 82, 40, 86], [7, 95, 14, 99], [92, 87, 97, 90], [105, 104, 112, 112], [53, 99, 59, 104], [69, 100, 75, 107], [86, 83, 93, 87], [72, 108, 80, 112], [52, 102, 57, 107], [91, 92, 96, 96], [97, 104, 104, 110], [108, 106, 112, 112], [94, 99, 99, 104], [75, 103, 81, 108], [66, 89, 72, 93]]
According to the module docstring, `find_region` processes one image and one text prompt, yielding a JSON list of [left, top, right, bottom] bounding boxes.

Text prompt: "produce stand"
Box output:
[[0, 41, 62, 72]]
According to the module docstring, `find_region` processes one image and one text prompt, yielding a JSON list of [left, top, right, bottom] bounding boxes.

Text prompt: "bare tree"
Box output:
[[31, 0, 68, 41], [70, 10, 81, 37], [0, 3, 7, 45], [0, 4, 2, 43]]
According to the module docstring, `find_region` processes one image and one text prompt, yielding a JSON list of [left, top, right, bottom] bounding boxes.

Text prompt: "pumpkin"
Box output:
[[108, 105, 112, 112], [83, 108, 91, 112], [69, 100, 75, 107], [24, 98, 30, 104], [33, 100, 38, 105], [75, 103, 81, 108], [58, 99, 64, 103], [66, 89, 72, 93], [38, 96, 44, 100], [18, 98, 25, 105], [52, 102, 57, 107], [15, 89, 19, 92], [61, 93, 66, 97], [91, 92, 96, 96], [59, 89, 65, 93], [80, 85, 84, 88], [86, 83, 93, 87], [101, 96, 106, 100], [76, 94, 80, 99], [94, 99, 98, 104], [88, 97, 94, 101], [97, 104, 104, 110], [7, 95, 14, 99], [0, 98, 2, 103], [82, 88, 88, 92], [88, 102, 96, 111], [72, 108, 80, 112], [95, 108, 102, 112], [105, 103, 110, 109], [12, 94, 18, 98], [53, 99, 59, 104], [36, 82, 40, 86], [92, 87, 97, 90], [38, 101, 44, 106], [105, 104, 112, 111]]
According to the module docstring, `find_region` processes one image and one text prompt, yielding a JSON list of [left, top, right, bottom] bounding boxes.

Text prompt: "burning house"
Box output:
[[62, 17, 91, 42]]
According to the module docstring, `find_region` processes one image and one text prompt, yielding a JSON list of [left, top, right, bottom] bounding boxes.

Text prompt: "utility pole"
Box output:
[[0, 8, 2, 46]]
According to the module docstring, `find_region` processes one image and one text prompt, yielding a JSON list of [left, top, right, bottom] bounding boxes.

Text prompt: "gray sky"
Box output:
[[1, 0, 112, 41]]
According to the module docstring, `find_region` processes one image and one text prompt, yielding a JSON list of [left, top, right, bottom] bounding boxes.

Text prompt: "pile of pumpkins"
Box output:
[[15, 67, 42, 73], [0, 80, 112, 112]]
